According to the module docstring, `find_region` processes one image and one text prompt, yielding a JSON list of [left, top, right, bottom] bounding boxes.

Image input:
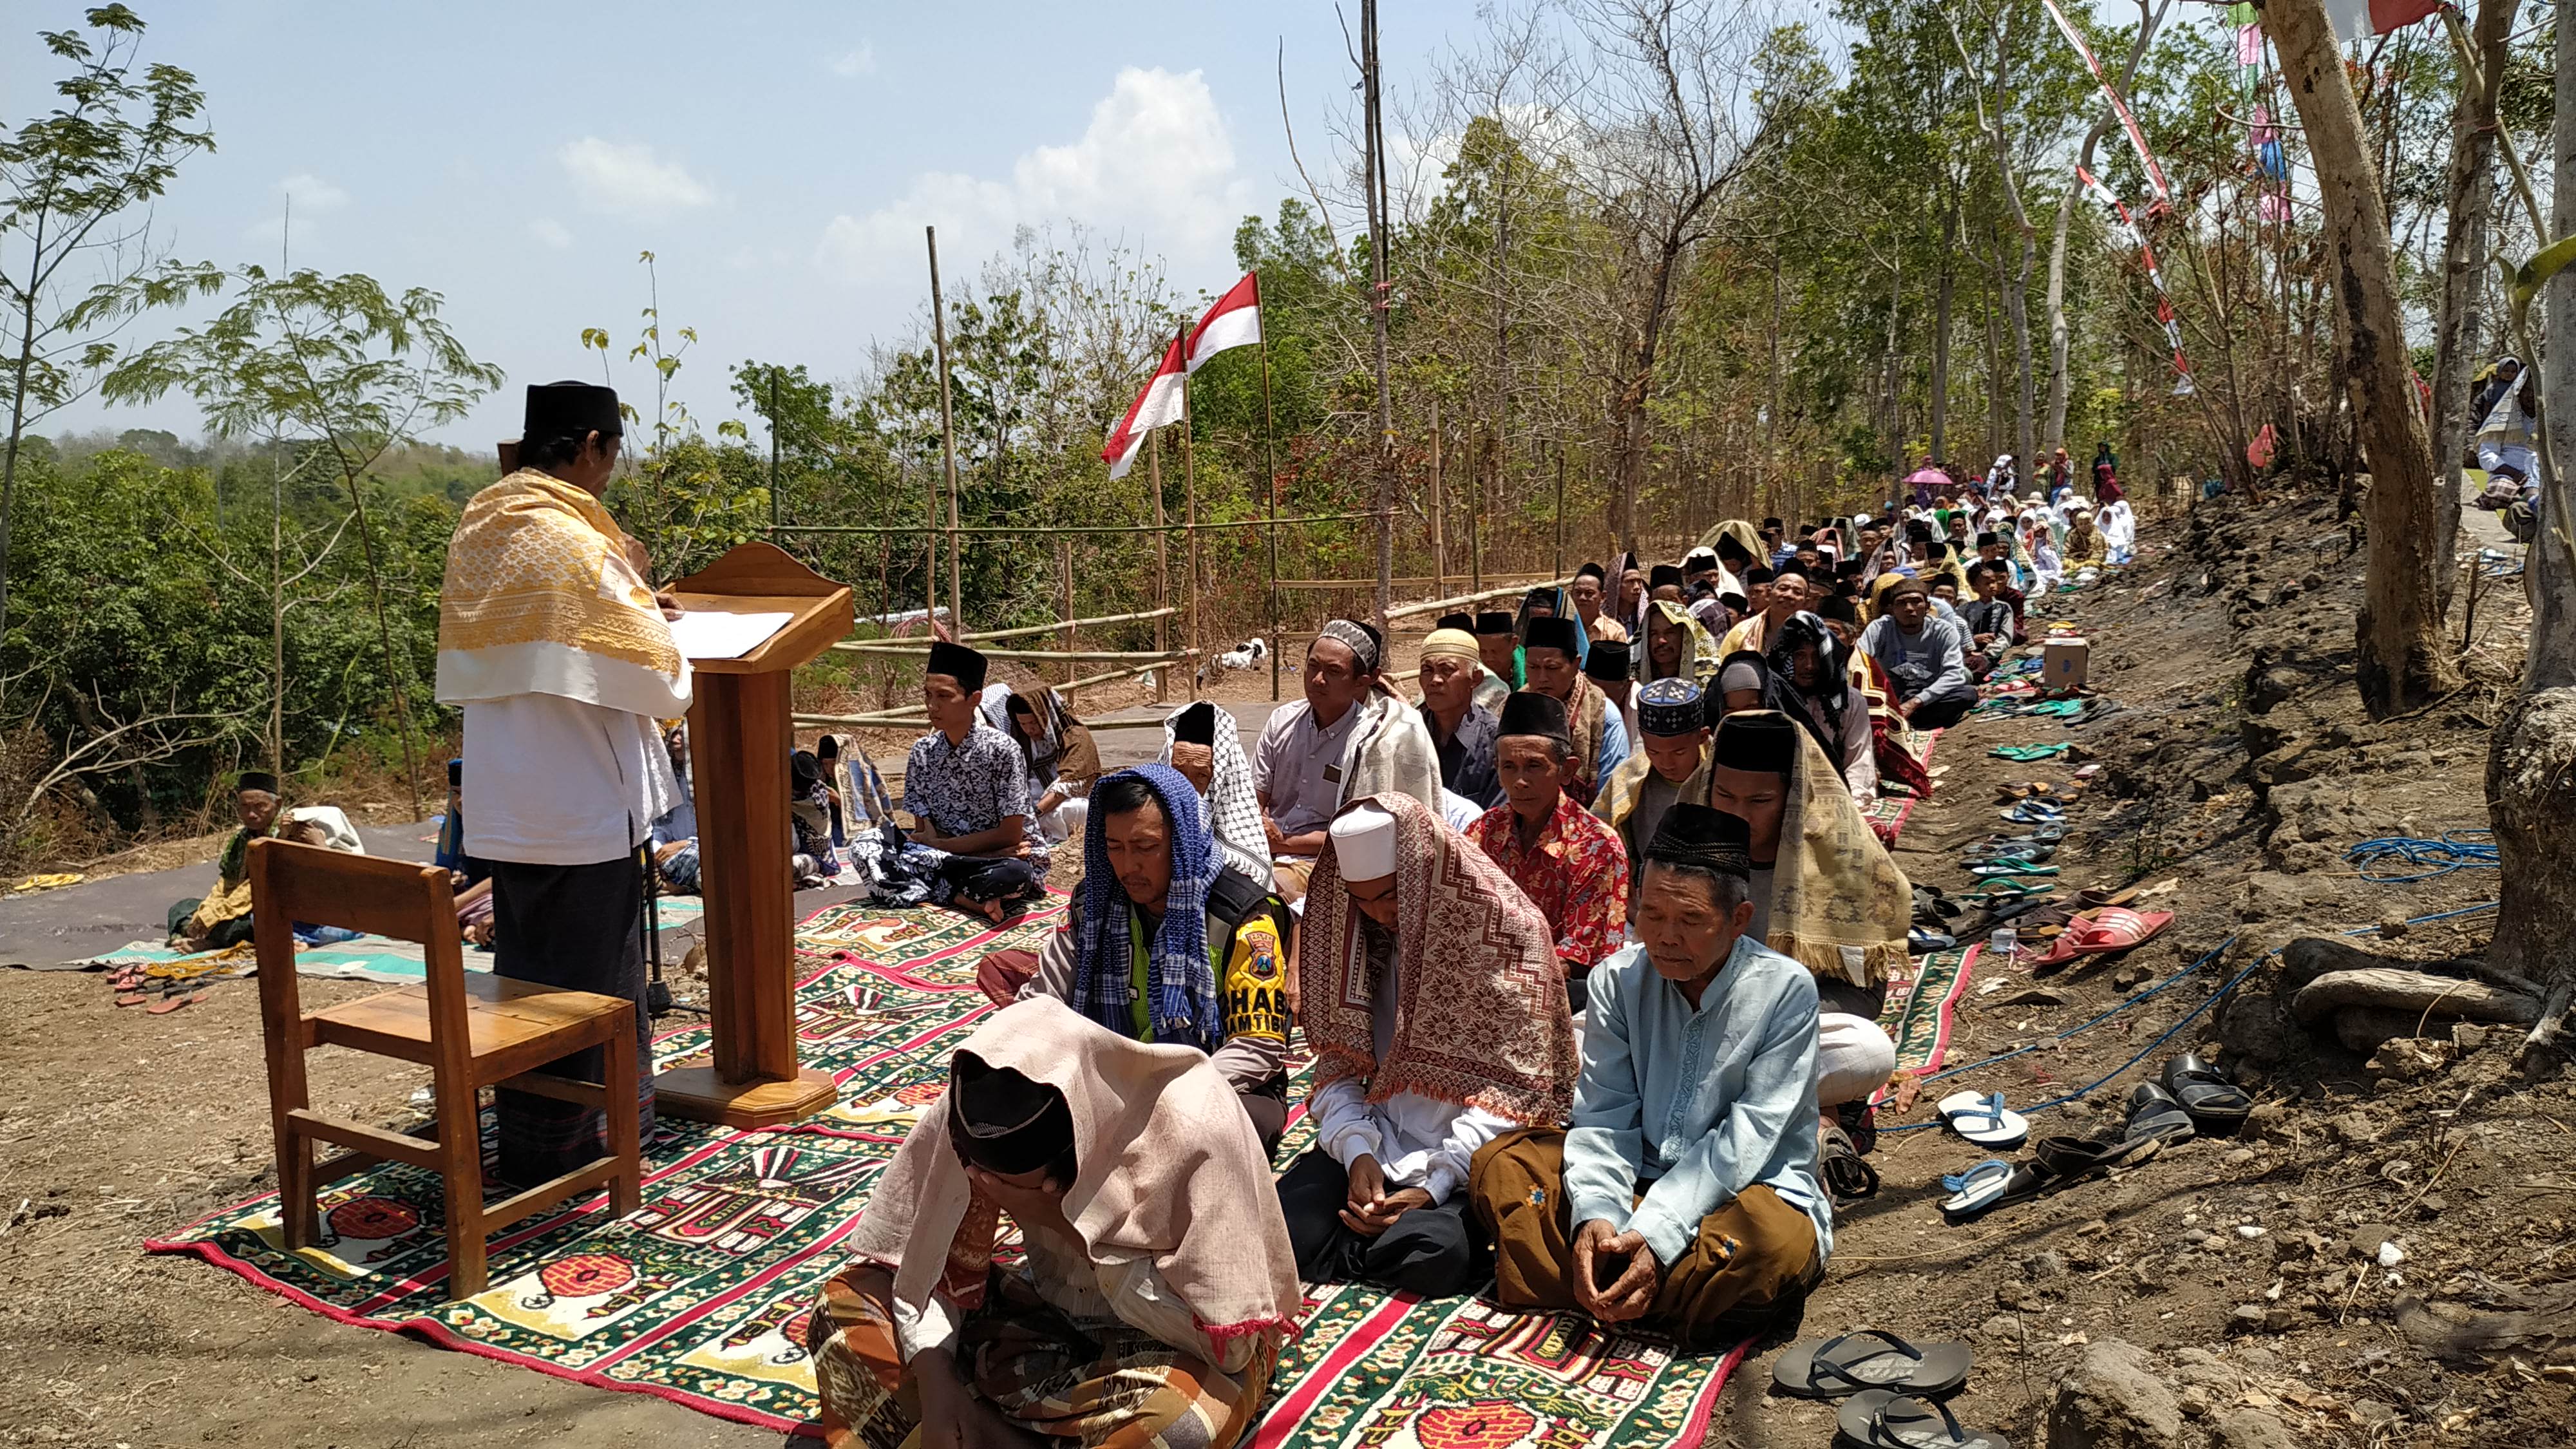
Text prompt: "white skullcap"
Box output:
[[1329, 802, 1398, 881]]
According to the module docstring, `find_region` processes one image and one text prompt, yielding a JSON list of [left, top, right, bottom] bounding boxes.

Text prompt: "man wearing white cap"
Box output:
[[1275, 794, 1577, 1298]]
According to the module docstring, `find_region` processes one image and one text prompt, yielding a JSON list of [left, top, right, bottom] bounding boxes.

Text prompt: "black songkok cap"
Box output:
[[1523, 615, 1580, 659], [1649, 563, 1685, 590], [1583, 639, 1631, 682], [1435, 611, 1475, 632], [1926, 538, 1951, 560], [1522, 586, 1558, 612], [1496, 689, 1569, 744], [1474, 611, 1516, 636], [1814, 593, 1860, 625], [926, 639, 989, 694], [523, 380, 622, 443], [1646, 802, 1752, 878], [1172, 701, 1217, 746], [947, 1051, 1075, 1178], [1576, 561, 1607, 583], [1713, 712, 1799, 776], [1906, 519, 1934, 542], [1761, 516, 1784, 531], [238, 770, 281, 796], [1744, 565, 1776, 586], [446, 757, 464, 788], [1714, 534, 1755, 567], [1976, 531, 2001, 548], [791, 749, 822, 792]]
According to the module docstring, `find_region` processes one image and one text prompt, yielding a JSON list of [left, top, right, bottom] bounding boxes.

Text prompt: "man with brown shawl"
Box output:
[[1274, 794, 1578, 1298], [808, 998, 1301, 1449], [1517, 614, 1626, 810]]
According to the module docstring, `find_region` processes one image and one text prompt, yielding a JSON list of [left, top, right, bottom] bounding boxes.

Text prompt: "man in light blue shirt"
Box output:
[[1470, 803, 1827, 1349]]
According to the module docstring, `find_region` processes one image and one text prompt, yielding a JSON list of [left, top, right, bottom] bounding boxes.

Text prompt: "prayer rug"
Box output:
[[148, 896, 1767, 1445], [65, 895, 706, 983], [1859, 727, 1944, 842], [1871, 942, 1981, 1102]]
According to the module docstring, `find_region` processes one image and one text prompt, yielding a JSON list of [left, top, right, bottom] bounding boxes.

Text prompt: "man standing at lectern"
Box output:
[[435, 381, 691, 1185]]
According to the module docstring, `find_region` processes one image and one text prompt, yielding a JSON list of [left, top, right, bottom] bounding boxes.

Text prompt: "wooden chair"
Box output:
[[251, 838, 642, 1298]]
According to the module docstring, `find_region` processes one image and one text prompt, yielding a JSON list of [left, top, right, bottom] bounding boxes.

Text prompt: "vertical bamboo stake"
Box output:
[[1150, 433, 1170, 703], [1059, 538, 1075, 687], [1260, 321, 1281, 701], [927, 226, 965, 635], [767, 366, 782, 535], [1429, 401, 1446, 597], [1468, 427, 1484, 593], [1553, 449, 1567, 581], [1179, 328, 1202, 702]]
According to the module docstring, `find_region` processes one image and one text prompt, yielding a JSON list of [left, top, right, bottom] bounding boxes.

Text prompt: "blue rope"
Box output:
[[1884, 898, 2503, 1133], [2344, 830, 2498, 884]]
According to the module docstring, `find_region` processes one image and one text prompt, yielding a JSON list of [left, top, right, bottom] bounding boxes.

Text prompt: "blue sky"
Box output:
[[6, 1, 1493, 452]]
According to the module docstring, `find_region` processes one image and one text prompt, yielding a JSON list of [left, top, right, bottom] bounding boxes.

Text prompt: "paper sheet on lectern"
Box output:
[[667, 610, 793, 661]]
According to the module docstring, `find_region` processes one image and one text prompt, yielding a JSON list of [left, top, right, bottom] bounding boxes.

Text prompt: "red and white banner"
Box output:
[[2322, 0, 2443, 41], [2040, 0, 2172, 207], [1186, 272, 1261, 373], [1101, 330, 1187, 479], [2078, 166, 2197, 397]]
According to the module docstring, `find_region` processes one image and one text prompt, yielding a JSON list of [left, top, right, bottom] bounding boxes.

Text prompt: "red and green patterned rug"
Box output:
[[149, 898, 1759, 1445]]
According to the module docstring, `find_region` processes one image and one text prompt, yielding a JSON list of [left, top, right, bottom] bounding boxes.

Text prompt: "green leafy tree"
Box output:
[[0, 4, 217, 656], [102, 266, 502, 813]]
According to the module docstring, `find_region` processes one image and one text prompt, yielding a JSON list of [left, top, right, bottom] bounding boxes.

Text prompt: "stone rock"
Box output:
[[2329, 1112, 2380, 1146], [2224, 1148, 2257, 1166], [2373, 911, 2410, 940], [2023, 1249, 2069, 1281], [1980, 1313, 2025, 1342], [2177, 1385, 2213, 1417], [2451, 1022, 2492, 1050], [2228, 1304, 2270, 1334], [2234, 873, 2309, 923], [2366, 1036, 2456, 1080], [2047, 1338, 2186, 1449], [2211, 1408, 2302, 1449], [2217, 993, 2298, 1067]]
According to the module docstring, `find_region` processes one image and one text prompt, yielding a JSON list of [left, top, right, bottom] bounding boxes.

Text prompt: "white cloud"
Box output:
[[816, 67, 1249, 284], [278, 173, 349, 213], [557, 137, 715, 217], [828, 43, 875, 77], [529, 218, 574, 250]]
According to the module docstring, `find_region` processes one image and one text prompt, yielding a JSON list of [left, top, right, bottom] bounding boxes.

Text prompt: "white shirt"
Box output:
[[1309, 930, 1516, 1206], [462, 695, 682, 866]]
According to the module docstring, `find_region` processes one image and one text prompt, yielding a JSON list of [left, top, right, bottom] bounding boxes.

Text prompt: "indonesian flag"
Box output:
[[2322, 0, 2442, 41], [1101, 330, 1186, 480], [1185, 272, 1261, 372]]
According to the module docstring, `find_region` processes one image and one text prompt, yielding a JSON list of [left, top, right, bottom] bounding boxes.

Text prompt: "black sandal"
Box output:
[[2159, 1052, 2251, 1133], [1836, 1389, 2014, 1448], [2124, 1081, 2197, 1144], [1773, 1329, 1975, 1399]]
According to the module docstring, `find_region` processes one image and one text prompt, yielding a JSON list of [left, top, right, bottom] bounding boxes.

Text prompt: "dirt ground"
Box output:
[[4, 489, 2566, 1446]]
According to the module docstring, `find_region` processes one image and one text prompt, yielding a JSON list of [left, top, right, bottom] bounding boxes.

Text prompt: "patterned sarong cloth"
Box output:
[[433, 469, 685, 713], [1298, 791, 1577, 1126]]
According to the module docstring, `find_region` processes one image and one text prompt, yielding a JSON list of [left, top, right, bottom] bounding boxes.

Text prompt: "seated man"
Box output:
[[904, 641, 1045, 922], [790, 749, 841, 887], [649, 724, 701, 895], [1519, 615, 1628, 809], [1958, 561, 2021, 679], [1591, 676, 1710, 903], [1585, 638, 1637, 749], [1252, 619, 1439, 902], [1160, 701, 1272, 885], [1277, 795, 1577, 1298], [808, 998, 1300, 1449], [1707, 712, 1911, 1178], [436, 757, 498, 943], [1471, 804, 1828, 1347], [1857, 575, 1979, 731], [1414, 625, 1501, 815], [1470, 610, 1520, 712], [985, 766, 1294, 1147], [167, 771, 286, 952], [1467, 692, 1631, 1014], [983, 681, 1099, 846]]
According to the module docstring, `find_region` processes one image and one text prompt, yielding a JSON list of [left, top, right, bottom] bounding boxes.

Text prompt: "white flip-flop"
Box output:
[[1937, 1159, 2017, 1215], [1937, 1090, 2031, 1150]]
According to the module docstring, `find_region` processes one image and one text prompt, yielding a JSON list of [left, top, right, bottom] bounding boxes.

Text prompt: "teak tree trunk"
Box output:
[[2488, 2, 2576, 1046], [2268, 0, 2461, 715], [2428, 0, 2517, 610]]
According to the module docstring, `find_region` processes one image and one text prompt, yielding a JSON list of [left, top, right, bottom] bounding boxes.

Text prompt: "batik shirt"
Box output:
[[902, 719, 1045, 867], [1466, 793, 1631, 974]]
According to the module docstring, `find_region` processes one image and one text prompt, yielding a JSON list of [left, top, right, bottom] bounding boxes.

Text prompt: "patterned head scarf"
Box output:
[[1299, 792, 1577, 1124], [1073, 765, 1222, 1054], [1763, 611, 1849, 762]]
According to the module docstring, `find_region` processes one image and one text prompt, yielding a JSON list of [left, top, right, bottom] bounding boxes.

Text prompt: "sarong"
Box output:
[[487, 854, 652, 1184]]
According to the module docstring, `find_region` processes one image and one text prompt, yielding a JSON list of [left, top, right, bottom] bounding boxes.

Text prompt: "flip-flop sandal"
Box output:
[[1965, 841, 2056, 862], [114, 990, 150, 1007], [2123, 1081, 2197, 1144], [1836, 1390, 2014, 1449], [2000, 805, 2064, 826], [1969, 860, 2058, 878], [146, 989, 205, 1016], [1937, 1091, 2030, 1149], [2159, 1052, 2252, 1132], [1942, 1162, 2050, 1223], [1773, 1329, 1976, 1399], [2076, 884, 2141, 909], [1909, 927, 1958, 953], [1938, 1159, 2016, 1215], [1913, 887, 1963, 922], [2027, 907, 2174, 974], [1959, 880, 2053, 906], [2031, 1133, 2157, 1180]]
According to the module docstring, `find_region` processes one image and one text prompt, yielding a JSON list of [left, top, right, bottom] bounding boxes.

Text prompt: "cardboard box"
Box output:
[[2042, 636, 2090, 690]]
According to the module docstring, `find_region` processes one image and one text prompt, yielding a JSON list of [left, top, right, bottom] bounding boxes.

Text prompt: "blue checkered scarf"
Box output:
[[1072, 764, 1222, 1054]]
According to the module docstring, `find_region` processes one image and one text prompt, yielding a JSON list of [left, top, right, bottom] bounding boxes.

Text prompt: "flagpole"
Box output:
[[927, 226, 965, 636], [1150, 431, 1169, 705], [1258, 304, 1280, 703], [1178, 325, 1202, 703]]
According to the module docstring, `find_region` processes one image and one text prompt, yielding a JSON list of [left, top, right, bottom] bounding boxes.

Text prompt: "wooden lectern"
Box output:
[[654, 542, 854, 1127]]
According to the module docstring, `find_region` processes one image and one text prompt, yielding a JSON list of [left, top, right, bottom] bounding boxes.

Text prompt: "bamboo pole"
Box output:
[[835, 606, 1177, 649], [927, 226, 964, 635], [1150, 433, 1169, 703], [1260, 323, 1280, 703], [1553, 449, 1567, 581], [835, 645, 1193, 663], [794, 652, 1201, 727], [1059, 538, 1075, 687], [1179, 327, 1202, 702], [1469, 427, 1484, 593], [769, 511, 1385, 538], [1429, 402, 1446, 598]]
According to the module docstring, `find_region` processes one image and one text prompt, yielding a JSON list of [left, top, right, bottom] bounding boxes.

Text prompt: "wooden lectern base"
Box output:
[[653, 1066, 838, 1128]]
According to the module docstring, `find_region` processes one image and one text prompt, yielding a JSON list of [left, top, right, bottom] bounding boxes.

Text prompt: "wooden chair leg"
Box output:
[[602, 1009, 642, 1218], [434, 1069, 488, 1299], [278, 1119, 318, 1250]]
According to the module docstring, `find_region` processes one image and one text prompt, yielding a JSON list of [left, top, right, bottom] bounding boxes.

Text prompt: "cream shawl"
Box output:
[[1747, 708, 1914, 987], [1334, 683, 1442, 817], [433, 469, 690, 715], [843, 998, 1302, 1353]]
